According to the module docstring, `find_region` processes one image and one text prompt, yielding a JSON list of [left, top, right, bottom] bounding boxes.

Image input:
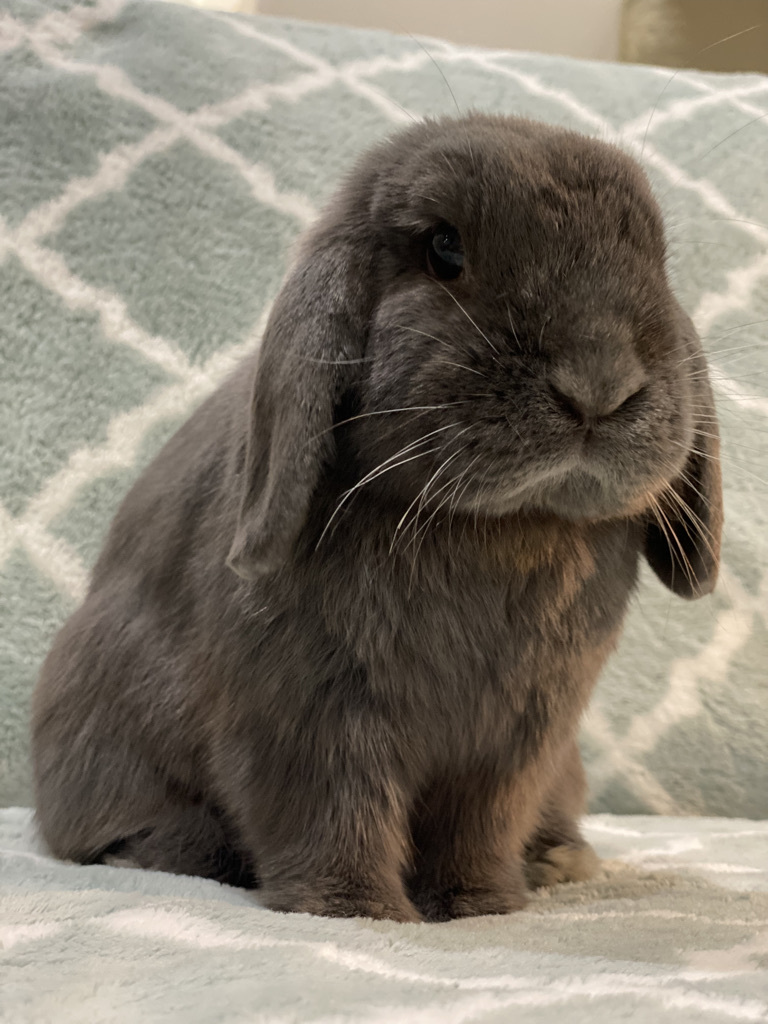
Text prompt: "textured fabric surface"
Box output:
[[0, 1, 766, 818], [2, 808, 768, 1022]]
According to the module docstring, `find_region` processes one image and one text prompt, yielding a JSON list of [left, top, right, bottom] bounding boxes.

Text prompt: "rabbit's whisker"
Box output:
[[700, 419, 768, 436], [676, 341, 764, 367], [433, 281, 499, 355], [297, 356, 374, 365], [308, 401, 468, 443], [390, 431, 472, 556], [660, 489, 720, 595], [445, 463, 471, 542], [669, 240, 741, 250], [688, 111, 768, 169], [318, 446, 438, 550], [537, 322, 546, 352], [692, 429, 763, 455], [316, 429, 454, 550], [404, 463, 465, 561], [650, 494, 691, 591], [441, 361, 488, 378], [648, 493, 697, 594], [672, 215, 768, 232], [705, 322, 768, 344], [409, 472, 468, 586], [655, 463, 720, 557], [405, 447, 472, 587], [449, 454, 484, 530], [671, 438, 768, 482], [412, 443, 470, 529], [688, 363, 768, 381], [507, 304, 523, 352], [667, 462, 712, 513], [395, 324, 454, 348], [712, 392, 768, 401], [660, 485, 720, 567], [394, 326, 489, 378]]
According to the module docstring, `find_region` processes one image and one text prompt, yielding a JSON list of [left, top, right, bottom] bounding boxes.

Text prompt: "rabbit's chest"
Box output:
[[405, 555, 632, 772], [340, 516, 639, 714]]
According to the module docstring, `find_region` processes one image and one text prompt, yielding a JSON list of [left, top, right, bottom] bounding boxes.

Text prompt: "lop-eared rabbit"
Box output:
[[33, 115, 722, 922]]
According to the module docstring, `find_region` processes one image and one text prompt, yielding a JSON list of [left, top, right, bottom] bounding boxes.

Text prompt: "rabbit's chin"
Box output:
[[470, 466, 664, 524], [530, 472, 661, 522]]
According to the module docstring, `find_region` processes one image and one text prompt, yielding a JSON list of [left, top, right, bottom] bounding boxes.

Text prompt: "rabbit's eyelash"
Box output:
[[406, 33, 463, 121]]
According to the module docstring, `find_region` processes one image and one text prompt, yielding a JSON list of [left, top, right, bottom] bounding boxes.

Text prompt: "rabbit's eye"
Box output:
[[427, 223, 464, 281]]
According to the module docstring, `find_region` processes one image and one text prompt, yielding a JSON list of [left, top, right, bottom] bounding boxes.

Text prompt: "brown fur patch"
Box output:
[[476, 514, 597, 609]]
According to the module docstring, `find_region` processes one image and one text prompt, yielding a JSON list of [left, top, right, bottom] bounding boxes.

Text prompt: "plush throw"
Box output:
[[2, 808, 768, 1021], [0, 0, 766, 819]]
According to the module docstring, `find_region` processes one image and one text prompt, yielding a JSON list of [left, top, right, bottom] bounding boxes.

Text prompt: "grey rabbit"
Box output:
[[31, 114, 723, 922]]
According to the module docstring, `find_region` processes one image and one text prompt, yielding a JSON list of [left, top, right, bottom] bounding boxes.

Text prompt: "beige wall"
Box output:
[[181, 0, 766, 72], [621, 0, 768, 73], [257, 0, 624, 61]]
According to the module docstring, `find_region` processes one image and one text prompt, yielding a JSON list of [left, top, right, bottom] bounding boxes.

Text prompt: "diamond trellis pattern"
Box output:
[[0, 0, 766, 825]]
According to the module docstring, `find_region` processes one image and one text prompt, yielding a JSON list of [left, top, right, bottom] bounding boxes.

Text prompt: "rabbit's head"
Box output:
[[228, 115, 722, 599]]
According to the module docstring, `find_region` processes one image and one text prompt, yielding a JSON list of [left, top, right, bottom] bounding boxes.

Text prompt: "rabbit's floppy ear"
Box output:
[[644, 312, 723, 599], [227, 221, 374, 579]]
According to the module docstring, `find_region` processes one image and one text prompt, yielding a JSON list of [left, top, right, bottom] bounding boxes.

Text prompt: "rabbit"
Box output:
[[31, 113, 723, 923]]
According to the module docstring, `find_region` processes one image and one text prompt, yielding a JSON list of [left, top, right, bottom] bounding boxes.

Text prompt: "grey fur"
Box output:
[[31, 115, 723, 922]]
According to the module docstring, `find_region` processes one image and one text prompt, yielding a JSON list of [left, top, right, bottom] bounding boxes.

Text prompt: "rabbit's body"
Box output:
[[32, 115, 722, 921]]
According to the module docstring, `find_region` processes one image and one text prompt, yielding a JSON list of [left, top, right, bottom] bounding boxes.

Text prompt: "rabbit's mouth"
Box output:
[[462, 384, 695, 522]]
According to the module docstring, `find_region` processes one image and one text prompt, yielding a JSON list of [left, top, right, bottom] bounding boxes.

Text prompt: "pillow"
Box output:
[[0, 0, 766, 816]]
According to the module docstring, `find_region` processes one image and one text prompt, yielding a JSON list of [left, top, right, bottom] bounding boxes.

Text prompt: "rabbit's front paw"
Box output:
[[411, 879, 528, 922], [260, 881, 422, 922], [525, 842, 600, 890]]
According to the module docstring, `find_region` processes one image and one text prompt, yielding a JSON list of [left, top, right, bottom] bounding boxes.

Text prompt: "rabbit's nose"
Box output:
[[548, 374, 646, 424]]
